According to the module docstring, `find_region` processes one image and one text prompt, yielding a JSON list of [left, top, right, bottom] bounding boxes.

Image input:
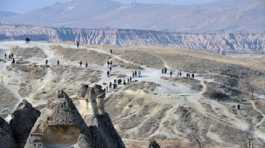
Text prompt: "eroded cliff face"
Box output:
[[0, 24, 265, 54]]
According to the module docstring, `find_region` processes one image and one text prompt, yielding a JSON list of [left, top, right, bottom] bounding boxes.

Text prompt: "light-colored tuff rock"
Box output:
[[0, 117, 16, 148], [0, 24, 265, 54], [0, 84, 19, 118], [25, 90, 88, 148], [25, 88, 124, 148], [10, 99, 41, 148], [76, 126, 108, 148], [81, 84, 106, 116], [81, 84, 126, 148]]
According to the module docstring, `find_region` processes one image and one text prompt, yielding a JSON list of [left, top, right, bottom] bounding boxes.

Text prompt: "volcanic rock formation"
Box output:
[[0, 117, 17, 148], [24, 86, 125, 148], [10, 99, 41, 148], [81, 84, 126, 148], [0, 24, 265, 54]]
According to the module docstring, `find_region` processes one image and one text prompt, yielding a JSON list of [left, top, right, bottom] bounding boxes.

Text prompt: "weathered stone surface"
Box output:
[[0, 117, 16, 148], [76, 126, 108, 148], [96, 113, 126, 148], [0, 24, 265, 54], [25, 89, 124, 148], [47, 90, 87, 128], [0, 84, 19, 118], [10, 99, 40, 148], [81, 84, 125, 148], [25, 90, 88, 148]]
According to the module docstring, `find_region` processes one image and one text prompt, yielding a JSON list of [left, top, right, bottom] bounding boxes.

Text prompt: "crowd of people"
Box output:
[[161, 67, 195, 79], [103, 57, 142, 92], [1, 40, 197, 96], [1, 52, 16, 64]]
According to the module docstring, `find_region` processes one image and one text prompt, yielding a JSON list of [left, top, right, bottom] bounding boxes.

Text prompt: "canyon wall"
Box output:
[[0, 24, 265, 54]]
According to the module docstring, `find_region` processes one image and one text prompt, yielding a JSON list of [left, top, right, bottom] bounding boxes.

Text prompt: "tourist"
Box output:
[[123, 79, 127, 85], [186, 73, 190, 79], [11, 58, 15, 64], [85, 61, 88, 68], [170, 70, 173, 77], [109, 82, 112, 89], [118, 79, 122, 85], [45, 59, 48, 65], [107, 71, 110, 77], [138, 70, 141, 78], [113, 83, 117, 89], [76, 41, 80, 48]]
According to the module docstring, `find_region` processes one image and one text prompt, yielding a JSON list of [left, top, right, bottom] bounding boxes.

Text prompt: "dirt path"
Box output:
[[0, 41, 213, 105], [249, 100, 265, 128], [199, 80, 207, 96], [0, 41, 256, 141]]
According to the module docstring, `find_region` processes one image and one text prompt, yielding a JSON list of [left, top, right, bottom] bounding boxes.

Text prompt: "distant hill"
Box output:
[[0, 24, 264, 54], [4, 0, 265, 33], [0, 11, 17, 20]]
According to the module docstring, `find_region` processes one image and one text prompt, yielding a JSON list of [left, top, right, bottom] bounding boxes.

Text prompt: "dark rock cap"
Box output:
[[0, 117, 17, 148], [10, 99, 40, 148]]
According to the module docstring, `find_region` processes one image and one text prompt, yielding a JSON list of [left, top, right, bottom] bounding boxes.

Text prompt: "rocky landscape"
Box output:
[[0, 40, 264, 148], [0, 24, 265, 54], [0, 86, 126, 148], [1, 0, 265, 147]]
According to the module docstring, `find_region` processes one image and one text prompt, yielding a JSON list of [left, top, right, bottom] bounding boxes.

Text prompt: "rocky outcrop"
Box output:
[[82, 84, 126, 148], [96, 113, 126, 148], [148, 140, 160, 148], [25, 90, 88, 148], [0, 24, 265, 54], [9, 99, 40, 148], [25, 88, 124, 148], [0, 84, 19, 118], [0, 117, 16, 148], [76, 126, 108, 148]]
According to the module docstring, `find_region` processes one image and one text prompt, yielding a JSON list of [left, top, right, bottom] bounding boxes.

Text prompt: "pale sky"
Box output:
[[0, 0, 218, 13]]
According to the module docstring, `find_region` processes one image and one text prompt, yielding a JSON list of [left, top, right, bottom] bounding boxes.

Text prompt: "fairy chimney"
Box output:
[[81, 84, 106, 116]]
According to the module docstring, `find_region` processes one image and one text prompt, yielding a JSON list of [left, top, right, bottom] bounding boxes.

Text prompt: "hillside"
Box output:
[[0, 11, 17, 20], [0, 24, 265, 54], [4, 0, 265, 32], [0, 41, 265, 147]]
